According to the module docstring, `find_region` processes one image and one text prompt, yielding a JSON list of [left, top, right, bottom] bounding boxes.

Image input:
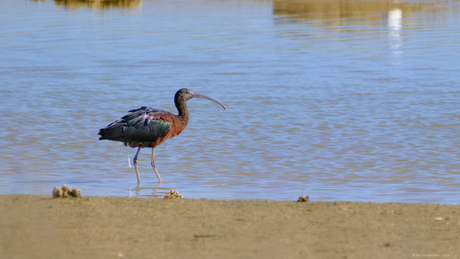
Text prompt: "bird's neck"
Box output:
[[175, 98, 190, 124]]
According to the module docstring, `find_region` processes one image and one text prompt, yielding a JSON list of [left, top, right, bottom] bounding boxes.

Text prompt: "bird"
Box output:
[[99, 88, 226, 184]]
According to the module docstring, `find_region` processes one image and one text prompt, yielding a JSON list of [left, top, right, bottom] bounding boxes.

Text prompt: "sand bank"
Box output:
[[1, 195, 459, 258]]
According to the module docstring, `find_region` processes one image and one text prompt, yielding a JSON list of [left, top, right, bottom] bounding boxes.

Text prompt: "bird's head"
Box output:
[[176, 88, 226, 110]]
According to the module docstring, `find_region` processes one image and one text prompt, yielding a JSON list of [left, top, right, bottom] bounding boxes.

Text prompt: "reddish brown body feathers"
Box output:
[[142, 109, 188, 149]]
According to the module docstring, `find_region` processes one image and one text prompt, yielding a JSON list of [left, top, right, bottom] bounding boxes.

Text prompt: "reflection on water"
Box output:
[[44, 0, 458, 11], [55, 0, 141, 9], [273, 0, 456, 19], [1, 0, 460, 204], [129, 186, 174, 198], [388, 8, 403, 64]]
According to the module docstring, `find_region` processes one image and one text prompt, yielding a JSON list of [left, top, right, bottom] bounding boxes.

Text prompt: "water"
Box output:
[[1, 0, 459, 204]]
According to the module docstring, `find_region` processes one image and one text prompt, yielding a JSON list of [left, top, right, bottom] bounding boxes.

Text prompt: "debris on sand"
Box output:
[[52, 184, 82, 198], [52, 186, 63, 198], [298, 195, 309, 202], [164, 189, 183, 199]]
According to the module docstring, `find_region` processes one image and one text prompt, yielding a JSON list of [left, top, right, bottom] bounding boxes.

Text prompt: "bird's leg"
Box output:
[[151, 148, 162, 183], [133, 147, 142, 184]]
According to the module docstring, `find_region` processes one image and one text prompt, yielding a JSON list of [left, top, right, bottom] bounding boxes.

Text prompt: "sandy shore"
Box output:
[[1, 195, 459, 258]]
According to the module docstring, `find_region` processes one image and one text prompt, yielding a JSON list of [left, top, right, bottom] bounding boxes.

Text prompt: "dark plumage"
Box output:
[[99, 88, 226, 184], [99, 107, 171, 148]]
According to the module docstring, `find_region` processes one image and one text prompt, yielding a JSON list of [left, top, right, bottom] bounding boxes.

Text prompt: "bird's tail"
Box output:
[[98, 122, 124, 141]]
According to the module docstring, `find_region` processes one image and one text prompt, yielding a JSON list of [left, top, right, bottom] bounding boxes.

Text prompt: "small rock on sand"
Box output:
[[298, 195, 309, 202], [52, 184, 81, 198], [164, 190, 183, 199]]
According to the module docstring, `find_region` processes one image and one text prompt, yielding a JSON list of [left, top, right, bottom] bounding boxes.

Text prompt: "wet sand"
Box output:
[[1, 195, 459, 258]]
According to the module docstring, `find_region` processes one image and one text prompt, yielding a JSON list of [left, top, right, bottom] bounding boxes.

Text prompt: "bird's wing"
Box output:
[[99, 106, 173, 147]]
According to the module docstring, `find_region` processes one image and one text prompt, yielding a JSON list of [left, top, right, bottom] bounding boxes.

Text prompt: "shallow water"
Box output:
[[1, 0, 459, 203]]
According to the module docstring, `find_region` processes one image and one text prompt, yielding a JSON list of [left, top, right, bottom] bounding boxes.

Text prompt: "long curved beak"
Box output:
[[192, 93, 226, 110]]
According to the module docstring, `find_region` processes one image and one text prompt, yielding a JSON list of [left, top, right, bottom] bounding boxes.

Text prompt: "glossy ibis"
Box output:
[[99, 88, 226, 184]]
